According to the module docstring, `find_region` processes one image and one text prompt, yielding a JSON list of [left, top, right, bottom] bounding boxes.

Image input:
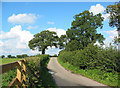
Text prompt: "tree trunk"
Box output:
[[42, 48, 45, 54]]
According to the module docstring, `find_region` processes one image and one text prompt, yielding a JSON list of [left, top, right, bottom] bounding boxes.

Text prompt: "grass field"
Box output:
[[1, 58, 23, 65]]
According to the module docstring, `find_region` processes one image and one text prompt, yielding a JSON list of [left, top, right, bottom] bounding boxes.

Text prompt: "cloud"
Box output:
[[89, 4, 110, 20], [102, 29, 118, 39], [48, 22, 55, 24], [27, 25, 38, 30], [47, 28, 66, 37], [8, 13, 37, 24], [0, 41, 3, 46], [0, 25, 35, 55], [0, 26, 66, 56]]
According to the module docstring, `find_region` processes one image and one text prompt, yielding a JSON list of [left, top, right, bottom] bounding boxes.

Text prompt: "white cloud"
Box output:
[[0, 26, 66, 56], [0, 25, 34, 55], [47, 28, 66, 37], [0, 41, 3, 46], [27, 25, 38, 30], [89, 4, 105, 15], [8, 13, 37, 24], [102, 29, 118, 39], [48, 22, 55, 24], [89, 4, 110, 20]]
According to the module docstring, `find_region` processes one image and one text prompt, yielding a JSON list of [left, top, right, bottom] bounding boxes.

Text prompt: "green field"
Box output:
[[1, 58, 23, 65]]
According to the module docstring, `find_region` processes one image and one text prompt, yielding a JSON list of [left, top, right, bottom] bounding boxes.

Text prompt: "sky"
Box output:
[[0, 2, 118, 56]]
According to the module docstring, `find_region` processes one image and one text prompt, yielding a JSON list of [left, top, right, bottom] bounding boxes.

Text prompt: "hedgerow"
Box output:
[[26, 54, 57, 88], [58, 44, 119, 73]]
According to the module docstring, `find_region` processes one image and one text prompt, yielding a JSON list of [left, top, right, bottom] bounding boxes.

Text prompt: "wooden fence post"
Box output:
[[23, 59, 26, 88], [17, 61, 22, 88]]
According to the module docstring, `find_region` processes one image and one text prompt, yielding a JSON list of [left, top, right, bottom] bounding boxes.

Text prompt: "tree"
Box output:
[[66, 10, 105, 50], [11, 56, 16, 58], [65, 40, 83, 51], [106, 2, 120, 46], [28, 30, 59, 54], [17, 55, 22, 58], [58, 35, 68, 49], [106, 2, 120, 30], [22, 54, 28, 58], [113, 36, 120, 45], [1, 55, 5, 58], [7, 55, 12, 58]]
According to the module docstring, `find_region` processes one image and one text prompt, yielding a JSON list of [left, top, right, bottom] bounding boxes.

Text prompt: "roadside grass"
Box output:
[[57, 57, 119, 87], [1, 58, 23, 65]]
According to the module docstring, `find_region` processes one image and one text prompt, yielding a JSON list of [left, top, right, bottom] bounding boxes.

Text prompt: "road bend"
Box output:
[[47, 57, 111, 88]]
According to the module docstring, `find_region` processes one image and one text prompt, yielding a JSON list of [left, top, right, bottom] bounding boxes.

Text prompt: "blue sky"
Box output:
[[0, 2, 118, 56]]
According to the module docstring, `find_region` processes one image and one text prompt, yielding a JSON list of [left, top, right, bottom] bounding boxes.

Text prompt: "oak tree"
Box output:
[[66, 10, 105, 51], [28, 30, 59, 54]]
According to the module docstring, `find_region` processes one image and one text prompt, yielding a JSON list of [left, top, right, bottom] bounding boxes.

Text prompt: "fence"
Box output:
[[0, 59, 26, 88]]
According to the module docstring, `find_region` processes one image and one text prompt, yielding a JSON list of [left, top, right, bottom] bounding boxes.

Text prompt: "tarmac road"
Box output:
[[47, 57, 111, 88]]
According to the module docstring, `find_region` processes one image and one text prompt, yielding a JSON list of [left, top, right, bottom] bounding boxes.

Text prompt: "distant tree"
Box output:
[[53, 54, 58, 57], [65, 10, 105, 51], [16, 55, 22, 58], [11, 56, 16, 58], [1, 55, 5, 58], [7, 55, 12, 58], [28, 30, 59, 54], [22, 54, 28, 58]]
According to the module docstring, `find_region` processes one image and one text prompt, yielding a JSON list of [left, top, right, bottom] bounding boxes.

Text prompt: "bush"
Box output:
[[58, 44, 119, 73], [26, 54, 56, 87]]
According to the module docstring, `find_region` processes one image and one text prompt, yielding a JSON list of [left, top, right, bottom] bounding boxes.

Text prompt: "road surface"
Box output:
[[47, 57, 110, 88]]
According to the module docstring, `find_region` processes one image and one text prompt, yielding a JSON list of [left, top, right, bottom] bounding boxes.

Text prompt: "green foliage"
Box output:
[[59, 44, 119, 73], [58, 57, 119, 87], [58, 35, 68, 49], [26, 55, 57, 87], [1, 55, 5, 58], [28, 30, 59, 54], [65, 10, 105, 51], [16, 54, 28, 58], [58, 43, 120, 87], [106, 2, 120, 30], [65, 40, 83, 51], [105, 2, 120, 45], [2, 68, 17, 86], [7, 55, 12, 58], [7, 55, 16, 58]]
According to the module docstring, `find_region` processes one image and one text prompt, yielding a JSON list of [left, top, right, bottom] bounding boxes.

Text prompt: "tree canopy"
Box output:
[[106, 2, 120, 30], [65, 10, 105, 51], [105, 2, 120, 46], [28, 30, 59, 54]]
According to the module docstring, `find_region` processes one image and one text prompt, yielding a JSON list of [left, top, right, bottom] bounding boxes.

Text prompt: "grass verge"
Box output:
[[57, 57, 119, 87]]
